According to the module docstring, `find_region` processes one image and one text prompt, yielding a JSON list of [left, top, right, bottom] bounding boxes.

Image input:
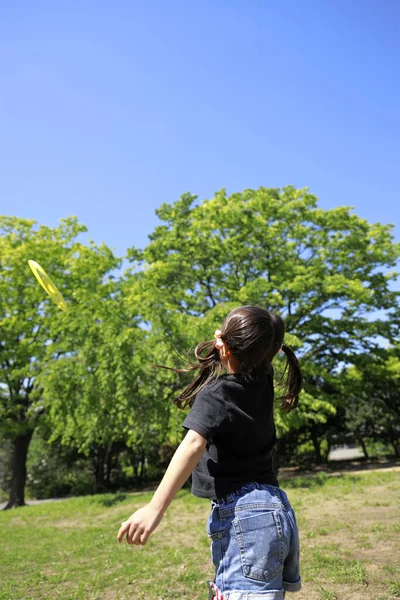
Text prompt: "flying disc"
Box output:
[[28, 260, 68, 312]]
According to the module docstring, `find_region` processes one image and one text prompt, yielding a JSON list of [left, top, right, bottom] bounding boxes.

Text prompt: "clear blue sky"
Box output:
[[1, 0, 399, 256]]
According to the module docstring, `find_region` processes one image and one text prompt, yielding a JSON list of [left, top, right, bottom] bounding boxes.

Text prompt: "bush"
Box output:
[[26, 432, 95, 499]]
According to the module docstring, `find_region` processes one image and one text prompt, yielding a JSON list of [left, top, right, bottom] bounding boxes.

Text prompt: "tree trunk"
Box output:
[[310, 428, 322, 465], [92, 445, 106, 492], [390, 437, 400, 458], [326, 440, 332, 463], [105, 445, 113, 487], [357, 436, 369, 459], [138, 447, 146, 481], [3, 430, 34, 510]]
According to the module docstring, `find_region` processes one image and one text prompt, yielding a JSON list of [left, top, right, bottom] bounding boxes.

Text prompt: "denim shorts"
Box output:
[[206, 482, 301, 600]]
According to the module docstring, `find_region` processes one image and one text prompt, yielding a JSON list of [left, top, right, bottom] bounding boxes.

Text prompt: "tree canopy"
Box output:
[[1, 186, 399, 504], [125, 186, 400, 451]]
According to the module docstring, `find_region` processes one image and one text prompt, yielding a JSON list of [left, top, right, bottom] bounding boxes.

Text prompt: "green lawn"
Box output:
[[1, 469, 399, 600]]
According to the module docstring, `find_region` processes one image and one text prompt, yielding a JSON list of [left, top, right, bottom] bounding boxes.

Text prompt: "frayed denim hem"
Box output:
[[208, 581, 295, 600]]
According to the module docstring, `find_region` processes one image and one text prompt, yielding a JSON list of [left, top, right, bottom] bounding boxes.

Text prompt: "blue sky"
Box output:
[[1, 0, 399, 257]]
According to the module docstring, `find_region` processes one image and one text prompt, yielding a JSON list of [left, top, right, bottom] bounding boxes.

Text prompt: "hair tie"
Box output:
[[214, 329, 224, 349]]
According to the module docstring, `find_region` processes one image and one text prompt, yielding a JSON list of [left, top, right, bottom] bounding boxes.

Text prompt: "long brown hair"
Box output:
[[162, 306, 302, 411]]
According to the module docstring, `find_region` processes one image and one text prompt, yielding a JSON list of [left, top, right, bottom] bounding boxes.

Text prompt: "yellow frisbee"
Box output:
[[28, 260, 68, 313]]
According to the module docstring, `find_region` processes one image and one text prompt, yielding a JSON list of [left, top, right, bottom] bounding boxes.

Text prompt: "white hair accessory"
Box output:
[[214, 329, 224, 349]]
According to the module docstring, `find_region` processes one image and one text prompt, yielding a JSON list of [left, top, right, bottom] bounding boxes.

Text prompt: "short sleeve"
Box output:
[[182, 384, 230, 441]]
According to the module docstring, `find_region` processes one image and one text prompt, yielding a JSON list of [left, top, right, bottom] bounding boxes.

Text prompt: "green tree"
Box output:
[[0, 216, 120, 507], [38, 263, 183, 489], [343, 347, 400, 458], [38, 298, 146, 490], [125, 187, 400, 462]]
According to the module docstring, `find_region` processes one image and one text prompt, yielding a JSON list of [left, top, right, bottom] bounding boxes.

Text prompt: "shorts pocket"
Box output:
[[233, 511, 284, 582]]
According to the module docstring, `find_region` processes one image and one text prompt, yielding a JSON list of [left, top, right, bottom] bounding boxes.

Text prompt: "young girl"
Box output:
[[118, 306, 302, 600]]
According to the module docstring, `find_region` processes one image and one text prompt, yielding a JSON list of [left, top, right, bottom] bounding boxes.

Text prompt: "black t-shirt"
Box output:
[[182, 368, 278, 500]]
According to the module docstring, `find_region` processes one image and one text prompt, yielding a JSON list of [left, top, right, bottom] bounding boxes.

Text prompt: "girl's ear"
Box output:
[[220, 342, 232, 362], [217, 340, 230, 361]]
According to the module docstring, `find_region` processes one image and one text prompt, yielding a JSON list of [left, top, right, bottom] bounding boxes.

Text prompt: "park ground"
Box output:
[[0, 463, 399, 600]]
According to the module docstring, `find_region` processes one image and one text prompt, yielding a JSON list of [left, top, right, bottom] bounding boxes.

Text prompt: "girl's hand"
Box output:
[[117, 430, 206, 547], [117, 504, 163, 546]]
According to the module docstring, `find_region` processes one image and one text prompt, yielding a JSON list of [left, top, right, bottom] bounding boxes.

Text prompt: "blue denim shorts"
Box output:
[[206, 483, 301, 600]]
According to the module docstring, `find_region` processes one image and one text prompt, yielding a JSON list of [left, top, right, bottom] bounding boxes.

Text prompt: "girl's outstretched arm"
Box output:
[[117, 429, 207, 546]]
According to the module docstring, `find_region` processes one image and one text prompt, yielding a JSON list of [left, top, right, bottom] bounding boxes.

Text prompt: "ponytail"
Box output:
[[275, 343, 303, 411], [154, 340, 224, 409]]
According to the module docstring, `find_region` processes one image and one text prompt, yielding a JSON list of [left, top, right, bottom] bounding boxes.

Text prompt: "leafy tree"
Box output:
[[342, 347, 400, 458], [125, 187, 400, 462], [38, 265, 185, 489], [38, 299, 143, 490], [0, 216, 120, 507]]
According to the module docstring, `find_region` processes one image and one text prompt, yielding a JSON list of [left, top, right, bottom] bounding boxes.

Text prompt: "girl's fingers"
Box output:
[[130, 524, 144, 545], [117, 521, 129, 543], [117, 519, 143, 545], [118, 509, 154, 545], [139, 532, 148, 545], [127, 521, 139, 544]]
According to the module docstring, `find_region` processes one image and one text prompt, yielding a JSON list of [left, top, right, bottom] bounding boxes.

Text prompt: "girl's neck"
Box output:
[[225, 355, 241, 374]]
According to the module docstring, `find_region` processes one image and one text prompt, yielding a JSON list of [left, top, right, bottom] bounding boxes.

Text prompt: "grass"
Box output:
[[0, 469, 399, 599]]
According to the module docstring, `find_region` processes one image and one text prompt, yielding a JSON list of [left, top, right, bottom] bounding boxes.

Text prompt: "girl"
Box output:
[[118, 306, 302, 600]]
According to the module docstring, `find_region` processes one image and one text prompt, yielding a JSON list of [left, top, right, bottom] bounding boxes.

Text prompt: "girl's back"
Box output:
[[184, 370, 278, 500]]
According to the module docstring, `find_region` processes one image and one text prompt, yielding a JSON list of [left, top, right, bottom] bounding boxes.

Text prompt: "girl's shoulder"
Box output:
[[196, 374, 241, 400], [210, 372, 244, 389], [204, 369, 271, 396]]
